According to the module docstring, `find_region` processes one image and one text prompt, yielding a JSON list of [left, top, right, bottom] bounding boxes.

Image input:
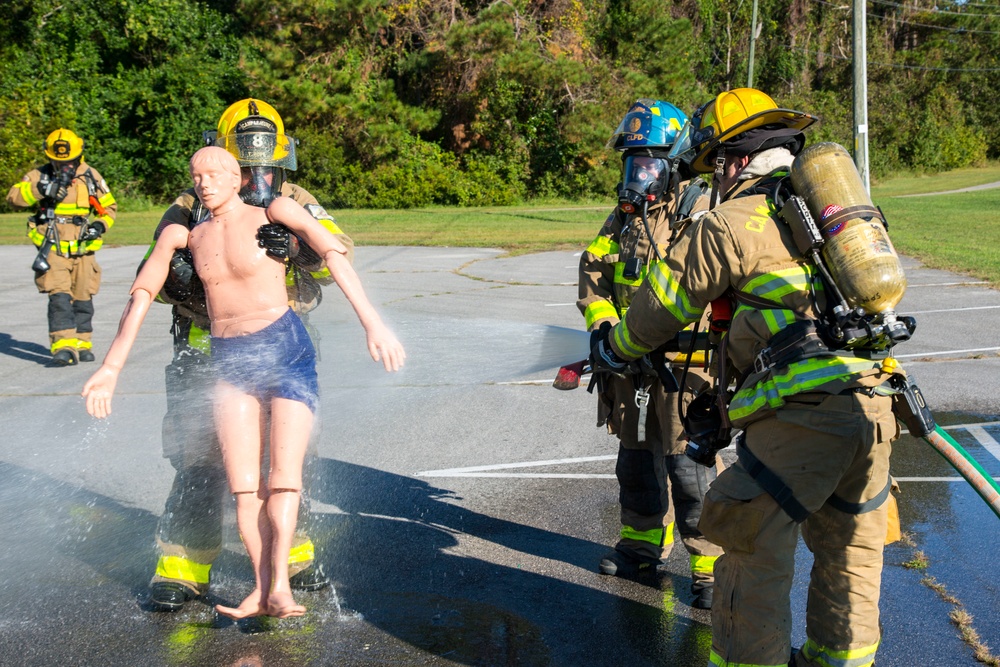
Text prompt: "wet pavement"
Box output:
[[0, 244, 998, 667]]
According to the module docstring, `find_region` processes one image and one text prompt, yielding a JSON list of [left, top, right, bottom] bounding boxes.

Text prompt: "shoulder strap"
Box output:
[[676, 179, 708, 219]]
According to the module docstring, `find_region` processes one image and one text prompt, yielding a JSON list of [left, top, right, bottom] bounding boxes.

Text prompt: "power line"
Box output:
[[868, 0, 1000, 17], [787, 45, 1000, 70], [807, 0, 1000, 35]]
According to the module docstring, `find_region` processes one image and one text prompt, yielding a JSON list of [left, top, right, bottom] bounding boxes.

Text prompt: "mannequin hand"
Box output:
[[365, 322, 406, 372], [82, 365, 121, 419]]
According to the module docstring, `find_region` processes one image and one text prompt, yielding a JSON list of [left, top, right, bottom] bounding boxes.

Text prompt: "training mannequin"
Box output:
[[83, 146, 405, 619]]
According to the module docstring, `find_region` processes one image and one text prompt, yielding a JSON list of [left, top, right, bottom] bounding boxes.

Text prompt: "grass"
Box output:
[[2, 164, 999, 286]]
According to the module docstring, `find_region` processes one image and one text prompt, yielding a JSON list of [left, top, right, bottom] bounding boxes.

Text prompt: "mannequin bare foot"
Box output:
[[267, 591, 306, 618], [215, 589, 267, 619]]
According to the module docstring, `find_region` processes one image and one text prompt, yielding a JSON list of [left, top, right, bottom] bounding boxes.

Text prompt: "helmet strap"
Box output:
[[709, 148, 726, 210]]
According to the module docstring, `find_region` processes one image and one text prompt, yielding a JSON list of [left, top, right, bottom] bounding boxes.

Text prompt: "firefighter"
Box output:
[[6, 129, 117, 366], [591, 88, 899, 667], [575, 99, 721, 609], [145, 99, 355, 612]]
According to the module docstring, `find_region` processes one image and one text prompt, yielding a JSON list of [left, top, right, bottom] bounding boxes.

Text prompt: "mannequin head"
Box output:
[[190, 146, 242, 213]]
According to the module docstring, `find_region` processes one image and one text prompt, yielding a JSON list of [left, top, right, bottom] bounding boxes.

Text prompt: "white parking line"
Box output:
[[417, 422, 1000, 479], [967, 425, 1000, 461], [896, 347, 1000, 358], [905, 305, 1000, 314]]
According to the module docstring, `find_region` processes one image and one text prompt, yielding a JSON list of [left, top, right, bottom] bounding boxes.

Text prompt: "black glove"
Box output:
[[163, 249, 196, 302], [78, 221, 106, 242], [256, 223, 299, 260], [39, 177, 68, 203], [589, 321, 628, 376]]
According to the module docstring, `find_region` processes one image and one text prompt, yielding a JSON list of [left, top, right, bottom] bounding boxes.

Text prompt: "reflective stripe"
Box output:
[[15, 181, 37, 206], [613, 261, 644, 287], [620, 523, 673, 546], [51, 338, 81, 353], [729, 356, 881, 422], [646, 261, 703, 325], [585, 235, 618, 258], [54, 202, 89, 216], [585, 300, 619, 329], [155, 555, 211, 585], [800, 638, 879, 667], [97, 191, 116, 208], [188, 324, 211, 355], [77, 340, 92, 350], [288, 539, 315, 565], [690, 553, 718, 574], [709, 649, 786, 667], [613, 317, 652, 358]]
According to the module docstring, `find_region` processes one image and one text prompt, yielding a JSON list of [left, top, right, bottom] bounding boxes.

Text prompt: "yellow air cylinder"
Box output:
[[790, 142, 906, 315]]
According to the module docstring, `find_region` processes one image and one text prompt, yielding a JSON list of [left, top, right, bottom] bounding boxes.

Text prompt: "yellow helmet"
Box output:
[[43, 129, 84, 162], [210, 98, 297, 171], [670, 88, 818, 174]]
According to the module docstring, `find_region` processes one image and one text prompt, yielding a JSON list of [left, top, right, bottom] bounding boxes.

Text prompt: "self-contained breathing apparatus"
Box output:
[[678, 141, 926, 468]]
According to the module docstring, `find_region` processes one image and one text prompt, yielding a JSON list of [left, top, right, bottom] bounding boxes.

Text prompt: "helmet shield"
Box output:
[[239, 165, 285, 208], [618, 155, 669, 212], [214, 131, 297, 171], [607, 99, 687, 151]]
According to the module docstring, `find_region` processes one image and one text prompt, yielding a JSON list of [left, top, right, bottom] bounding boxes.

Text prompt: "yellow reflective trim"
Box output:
[[709, 649, 785, 667], [729, 356, 881, 421], [16, 181, 37, 206], [584, 300, 619, 329], [288, 539, 315, 565], [613, 261, 644, 287], [613, 318, 652, 359], [54, 203, 89, 215], [155, 555, 211, 585], [800, 637, 879, 667], [188, 324, 211, 355], [98, 192, 116, 207], [647, 261, 703, 324], [620, 524, 668, 546], [690, 554, 718, 574], [28, 227, 45, 245], [51, 338, 81, 352], [77, 340, 92, 350], [585, 235, 617, 258]]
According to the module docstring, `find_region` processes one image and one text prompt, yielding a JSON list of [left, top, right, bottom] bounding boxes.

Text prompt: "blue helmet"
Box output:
[[606, 99, 688, 151]]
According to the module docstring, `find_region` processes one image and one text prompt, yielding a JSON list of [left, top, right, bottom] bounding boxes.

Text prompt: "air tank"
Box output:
[[790, 142, 907, 316]]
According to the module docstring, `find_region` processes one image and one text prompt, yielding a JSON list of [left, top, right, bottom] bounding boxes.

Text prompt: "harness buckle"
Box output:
[[634, 387, 650, 409], [754, 347, 773, 373]]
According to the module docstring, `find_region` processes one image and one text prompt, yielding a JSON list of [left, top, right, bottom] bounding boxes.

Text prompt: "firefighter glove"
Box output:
[[256, 223, 300, 260], [590, 321, 628, 375], [78, 221, 106, 242], [39, 177, 68, 204]]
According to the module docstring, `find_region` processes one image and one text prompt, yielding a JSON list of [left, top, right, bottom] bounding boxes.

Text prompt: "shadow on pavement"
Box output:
[[0, 332, 51, 365]]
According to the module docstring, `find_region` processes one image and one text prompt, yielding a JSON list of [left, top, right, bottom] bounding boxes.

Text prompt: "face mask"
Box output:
[[618, 156, 667, 214]]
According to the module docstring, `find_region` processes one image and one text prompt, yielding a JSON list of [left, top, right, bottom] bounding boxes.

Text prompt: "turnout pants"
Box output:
[[34, 251, 101, 355], [151, 349, 319, 595], [610, 368, 722, 585], [700, 391, 897, 667]]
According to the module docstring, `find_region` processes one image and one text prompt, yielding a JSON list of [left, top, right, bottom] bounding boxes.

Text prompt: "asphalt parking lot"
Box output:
[[0, 243, 998, 667]]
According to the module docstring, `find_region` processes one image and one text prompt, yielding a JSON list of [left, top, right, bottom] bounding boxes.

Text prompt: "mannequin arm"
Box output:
[[82, 225, 188, 418]]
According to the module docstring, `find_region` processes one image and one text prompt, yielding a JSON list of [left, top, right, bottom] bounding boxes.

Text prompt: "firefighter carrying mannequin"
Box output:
[[592, 88, 903, 667], [573, 99, 721, 609], [6, 129, 117, 366], [144, 99, 355, 612]]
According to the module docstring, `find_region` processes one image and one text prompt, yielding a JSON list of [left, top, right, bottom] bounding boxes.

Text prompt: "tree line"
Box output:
[[1, 0, 995, 210]]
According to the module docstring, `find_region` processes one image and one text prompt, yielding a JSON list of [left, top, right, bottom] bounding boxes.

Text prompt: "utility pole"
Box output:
[[853, 0, 870, 192], [747, 0, 760, 88]]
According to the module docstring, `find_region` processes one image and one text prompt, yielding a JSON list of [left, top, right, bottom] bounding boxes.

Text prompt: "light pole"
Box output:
[[747, 0, 760, 88], [853, 0, 870, 192]]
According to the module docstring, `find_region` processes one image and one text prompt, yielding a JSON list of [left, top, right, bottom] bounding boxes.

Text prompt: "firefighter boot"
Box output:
[[289, 562, 331, 592], [691, 580, 713, 609], [598, 548, 661, 578], [51, 349, 78, 366], [78, 349, 96, 362], [148, 582, 196, 612]]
